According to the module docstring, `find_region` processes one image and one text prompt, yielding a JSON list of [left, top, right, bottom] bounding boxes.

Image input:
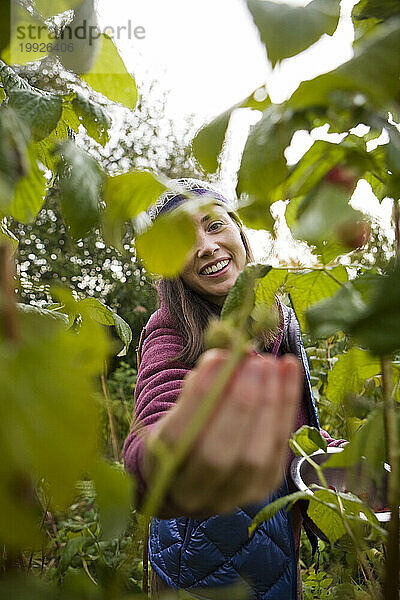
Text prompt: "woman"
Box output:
[[123, 178, 343, 600]]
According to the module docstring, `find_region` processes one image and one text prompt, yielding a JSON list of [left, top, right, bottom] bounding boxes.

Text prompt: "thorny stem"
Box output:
[[381, 356, 400, 600]]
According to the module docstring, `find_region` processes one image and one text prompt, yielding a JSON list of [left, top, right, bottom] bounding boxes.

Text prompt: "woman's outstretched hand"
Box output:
[[144, 349, 302, 516]]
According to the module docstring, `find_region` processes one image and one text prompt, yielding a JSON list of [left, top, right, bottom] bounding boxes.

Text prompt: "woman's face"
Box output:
[[180, 204, 247, 306]]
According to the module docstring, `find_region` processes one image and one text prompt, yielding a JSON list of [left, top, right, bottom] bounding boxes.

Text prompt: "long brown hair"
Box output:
[[158, 211, 280, 367]]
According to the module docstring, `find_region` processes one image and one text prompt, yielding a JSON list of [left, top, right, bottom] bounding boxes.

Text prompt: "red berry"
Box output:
[[335, 221, 371, 250], [324, 165, 358, 194]]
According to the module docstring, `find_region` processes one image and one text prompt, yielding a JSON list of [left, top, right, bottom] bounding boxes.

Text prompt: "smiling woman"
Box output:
[[123, 178, 343, 600]]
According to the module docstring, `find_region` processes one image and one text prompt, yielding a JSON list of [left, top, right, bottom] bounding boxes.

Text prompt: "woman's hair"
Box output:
[[158, 211, 281, 367]]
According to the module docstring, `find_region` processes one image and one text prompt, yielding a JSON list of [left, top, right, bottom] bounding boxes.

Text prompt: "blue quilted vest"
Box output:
[[149, 305, 319, 600]]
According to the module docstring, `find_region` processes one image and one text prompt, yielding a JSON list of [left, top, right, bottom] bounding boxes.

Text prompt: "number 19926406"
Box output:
[[19, 42, 74, 53]]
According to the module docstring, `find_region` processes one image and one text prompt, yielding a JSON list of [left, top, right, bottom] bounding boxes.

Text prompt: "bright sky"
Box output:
[[95, 0, 394, 260]]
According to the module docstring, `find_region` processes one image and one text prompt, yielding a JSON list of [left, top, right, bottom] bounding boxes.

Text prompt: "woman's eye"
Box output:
[[209, 221, 223, 231]]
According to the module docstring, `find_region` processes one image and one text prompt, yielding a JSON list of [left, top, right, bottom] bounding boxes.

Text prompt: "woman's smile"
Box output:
[[180, 203, 247, 306]]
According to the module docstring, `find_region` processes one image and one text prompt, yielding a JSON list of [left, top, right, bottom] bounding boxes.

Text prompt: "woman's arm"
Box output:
[[123, 323, 302, 518]]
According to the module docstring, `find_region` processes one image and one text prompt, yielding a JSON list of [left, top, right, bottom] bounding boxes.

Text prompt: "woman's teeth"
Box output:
[[202, 259, 230, 275]]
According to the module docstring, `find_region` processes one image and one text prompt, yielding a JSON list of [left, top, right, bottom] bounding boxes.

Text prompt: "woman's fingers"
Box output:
[[211, 355, 302, 511], [150, 349, 303, 515]]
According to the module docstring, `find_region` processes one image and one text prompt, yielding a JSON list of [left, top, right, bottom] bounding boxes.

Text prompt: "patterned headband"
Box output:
[[147, 178, 234, 222]]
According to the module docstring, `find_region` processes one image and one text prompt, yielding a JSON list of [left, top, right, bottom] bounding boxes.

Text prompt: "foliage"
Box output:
[[1, 0, 400, 598]]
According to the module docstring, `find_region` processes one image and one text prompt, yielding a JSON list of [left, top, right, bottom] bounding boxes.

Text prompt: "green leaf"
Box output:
[[290, 425, 327, 456], [326, 347, 381, 405], [255, 268, 288, 306], [192, 85, 271, 173], [77, 297, 115, 325], [0, 311, 109, 548], [17, 303, 69, 326], [292, 183, 364, 252], [54, 0, 101, 75], [286, 266, 348, 330], [103, 170, 168, 250], [2, 5, 54, 65], [71, 93, 111, 146], [0, 106, 29, 212], [353, 0, 400, 22], [221, 263, 272, 321], [81, 34, 137, 108], [91, 460, 134, 539], [307, 489, 345, 543], [192, 108, 233, 174], [351, 262, 400, 355], [9, 144, 47, 223], [247, 0, 340, 67], [324, 408, 387, 485], [236, 106, 308, 203], [288, 19, 400, 109], [135, 209, 196, 277], [113, 312, 133, 357], [57, 536, 92, 575], [58, 140, 104, 239], [250, 490, 311, 535], [236, 196, 275, 231], [306, 283, 367, 339], [0, 60, 62, 141]]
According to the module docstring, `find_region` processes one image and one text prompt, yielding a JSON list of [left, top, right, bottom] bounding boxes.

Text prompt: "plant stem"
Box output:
[[101, 371, 121, 462], [336, 495, 382, 599], [381, 356, 400, 600], [0, 243, 18, 342], [393, 199, 400, 260]]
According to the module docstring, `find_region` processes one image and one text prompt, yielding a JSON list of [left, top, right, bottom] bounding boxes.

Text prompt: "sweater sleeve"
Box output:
[[122, 318, 191, 517]]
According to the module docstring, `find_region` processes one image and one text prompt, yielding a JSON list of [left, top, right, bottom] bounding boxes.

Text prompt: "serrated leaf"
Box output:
[[72, 93, 111, 146], [103, 170, 167, 250], [286, 266, 348, 330], [255, 268, 288, 306], [221, 263, 272, 321], [58, 139, 103, 239], [288, 19, 400, 109], [350, 262, 400, 355], [9, 144, 47, 223], [306, 282, 367, 339], [326, 347, 381, 405], [81, 34, 137, 109], [324, 408, 387, 486], [247, 0, 340, 67], [290, 425, 327, 456], [135, 209, 196, 277]]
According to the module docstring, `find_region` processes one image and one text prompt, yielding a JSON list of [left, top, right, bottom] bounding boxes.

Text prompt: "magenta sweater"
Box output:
[[123, 300, 343, 527]]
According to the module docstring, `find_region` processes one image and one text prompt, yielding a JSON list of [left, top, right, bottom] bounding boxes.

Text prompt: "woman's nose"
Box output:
[[196, 231, 219, 258]]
